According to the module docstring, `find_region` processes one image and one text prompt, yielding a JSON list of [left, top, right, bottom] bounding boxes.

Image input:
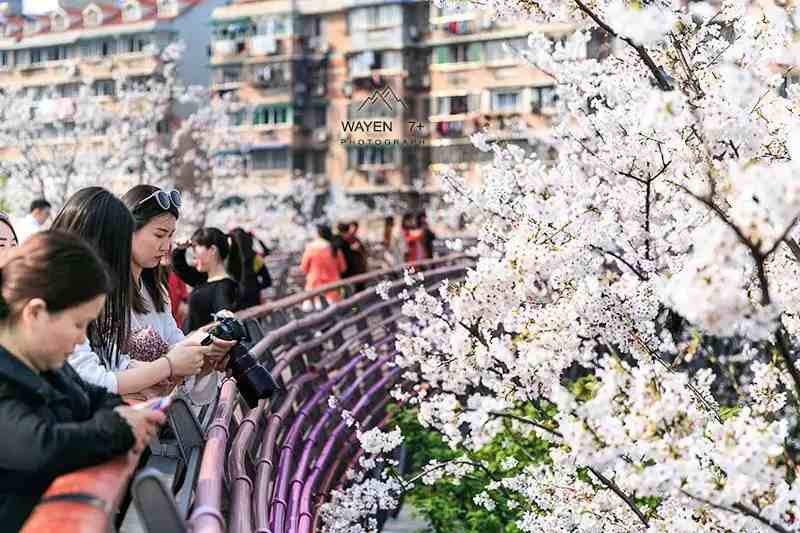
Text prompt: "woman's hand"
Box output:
[[165, 339, 205, 377], [114, 406, 166, 453], [185, 323, 237, 362], [174, 239, 192, 250]]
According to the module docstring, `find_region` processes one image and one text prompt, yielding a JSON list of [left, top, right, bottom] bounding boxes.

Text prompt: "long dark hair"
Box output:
[[191, 227, 253, 295], [121, 185, 180, 315], [0, 230, 113, 323], [50, 187, 133, 366]]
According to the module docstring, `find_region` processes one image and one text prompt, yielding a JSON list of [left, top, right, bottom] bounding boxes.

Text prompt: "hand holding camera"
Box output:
[[201, 313, 281, 407]]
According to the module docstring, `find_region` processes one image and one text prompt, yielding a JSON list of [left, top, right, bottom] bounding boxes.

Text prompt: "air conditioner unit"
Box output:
[[408, 25, 419, 40], [314, 129, 328, 143], [313, 84, 325, 96], [343, 82, 353, 97], [422, 74, 431, 86]]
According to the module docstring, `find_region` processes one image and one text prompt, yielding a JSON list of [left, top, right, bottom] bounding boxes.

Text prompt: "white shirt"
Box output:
[[68, 287, 218, 404], [15, 214, 45, 244]]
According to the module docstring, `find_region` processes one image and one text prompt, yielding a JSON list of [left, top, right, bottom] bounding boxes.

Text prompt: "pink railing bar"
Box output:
[[190, 379, 238, 533]]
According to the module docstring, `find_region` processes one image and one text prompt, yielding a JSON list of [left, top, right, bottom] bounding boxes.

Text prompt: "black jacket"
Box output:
[[0, 346, 134, 531]]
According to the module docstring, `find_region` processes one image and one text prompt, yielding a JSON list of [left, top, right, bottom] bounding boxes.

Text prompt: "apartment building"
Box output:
[[210, 0, 574, 200], [0, 0, 223, 102]]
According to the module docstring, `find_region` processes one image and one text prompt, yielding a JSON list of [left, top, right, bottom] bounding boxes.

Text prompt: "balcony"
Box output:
[[350, 27, 403, 51], [248, 35, 278, 56], [213, 40, 238, 56]]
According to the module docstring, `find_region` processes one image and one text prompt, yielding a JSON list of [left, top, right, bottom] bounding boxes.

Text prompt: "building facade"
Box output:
[[209, 0, 573, 200], [0, 0, 224, 102]]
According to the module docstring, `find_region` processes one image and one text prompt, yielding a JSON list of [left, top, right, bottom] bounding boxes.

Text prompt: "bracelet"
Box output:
[[164, 355, 174, 379]]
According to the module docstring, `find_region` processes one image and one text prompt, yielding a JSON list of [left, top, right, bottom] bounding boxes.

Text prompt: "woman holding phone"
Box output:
[[0, 231, 164, 530]]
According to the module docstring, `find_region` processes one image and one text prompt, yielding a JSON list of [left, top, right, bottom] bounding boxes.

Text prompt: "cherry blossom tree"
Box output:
[[325, 0, 800, 531]]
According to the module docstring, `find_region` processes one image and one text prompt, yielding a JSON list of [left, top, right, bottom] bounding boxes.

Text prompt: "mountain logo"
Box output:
[[358, 85, 409, 112]]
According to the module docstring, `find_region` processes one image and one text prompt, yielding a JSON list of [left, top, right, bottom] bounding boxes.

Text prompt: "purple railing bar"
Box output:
[[271, 298, 396, 374], [315, 322, 400, 372], [284, 355, 395, 532], [229, 399, 266, 533], [238, 255, 471, 321], [190, 379, 238, 533], [252, 264, 470, 363], [296, 369, 402, 533], [254, 374, 317, 533], [269, 353, 373, 533], [312, 395, 394, 511], [311, 408, 398, 532]]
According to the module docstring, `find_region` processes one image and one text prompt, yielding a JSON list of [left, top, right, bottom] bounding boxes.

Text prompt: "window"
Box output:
[[250, 148, 288, 170], [530, 85, 557, 113], [27, 86, 45, 100], [82, 39, 116, 57], [434, 5, 469, 18], [51, 14, 68, 31], [253, 105, 290, 126], [122, 2, 141, 22], [84, 8, 100, 27], [434, 94, 475, 115], [93, 79, 116, 97], [491, 89, 521, 112], [124, 35, 151, 53], [43, 45, 73, 62], [349, 50, 403, 75], [433, 43, 482, 64], [216, 66, 241, 83], [255, 16, 288, 36], [30, 49, 41, 64], [485, 38, 526, 63], [157, 0, 178, 17], [347, 146, 397, 168], [58, 83, 82, 97], [0, 51, 7, 67], [348, 5, 402, 32]]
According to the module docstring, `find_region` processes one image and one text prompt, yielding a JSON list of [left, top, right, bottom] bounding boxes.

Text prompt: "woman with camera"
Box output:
[[0, 231, 165, 531], [119, 186, 235, 402], [54, 188, 229, 399]]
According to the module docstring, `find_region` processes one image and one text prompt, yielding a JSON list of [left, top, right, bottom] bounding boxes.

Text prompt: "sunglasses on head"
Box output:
[[134, 189, 182, 211]]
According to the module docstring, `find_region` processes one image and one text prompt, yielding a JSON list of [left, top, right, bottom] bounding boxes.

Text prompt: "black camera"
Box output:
[[202, 315, 280, 408]]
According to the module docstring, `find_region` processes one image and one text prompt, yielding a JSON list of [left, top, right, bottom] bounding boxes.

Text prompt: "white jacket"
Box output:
[[68, 288, 218, 404]]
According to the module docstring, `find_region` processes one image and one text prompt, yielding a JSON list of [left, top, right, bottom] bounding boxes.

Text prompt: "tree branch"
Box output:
[[573, 0, 673, 91], [587, 467, 650, 527]]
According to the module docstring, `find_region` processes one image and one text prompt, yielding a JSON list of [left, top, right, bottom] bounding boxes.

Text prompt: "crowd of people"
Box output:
[[0, 189, 438, 530], [299, 212, 436, 308], [0, 187, 279, 529]]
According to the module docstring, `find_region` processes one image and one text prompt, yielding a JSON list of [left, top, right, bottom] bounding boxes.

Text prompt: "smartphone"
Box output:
[[133, 391, 176, 413]]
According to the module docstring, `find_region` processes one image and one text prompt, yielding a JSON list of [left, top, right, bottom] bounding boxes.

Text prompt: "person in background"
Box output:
[[342, 221, 369, 291], [0, 212, 18, 250], [162, 253, 188, 327], [301, 225, 347, 307], [0, 231, 164, 531], [172, 227, 251, 333], [229, 227, 272, 306], [334, 222, 356, 278], [401, 212, 426, 263], [418, 211, 436, 260], [52, 187, 210, 396], [16, 199, 51, 243]]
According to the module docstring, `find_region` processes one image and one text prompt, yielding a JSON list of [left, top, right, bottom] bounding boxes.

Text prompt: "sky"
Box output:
[[23, 0, 60, 14]]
